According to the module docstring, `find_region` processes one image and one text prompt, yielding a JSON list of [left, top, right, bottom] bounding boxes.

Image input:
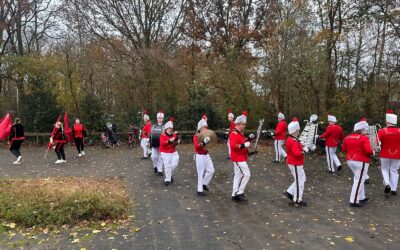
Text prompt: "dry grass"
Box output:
[[0, 177, 130, 228]]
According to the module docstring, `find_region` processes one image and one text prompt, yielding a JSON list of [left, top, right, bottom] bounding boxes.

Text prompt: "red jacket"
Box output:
[[52, 128, 66, 143], [193, 133, 208, 155], [378, 126, 400, 159], [320, 124, 344, 147], [159, 133, 177, 153], [142, 121, 152, 139], [342, 133, 373, 163], [229, 121, 235, 134], [229, 129, 248, 162], [275, 120, 287, 140], [73, 124, 87, 138], [286, 136, 304, 166]]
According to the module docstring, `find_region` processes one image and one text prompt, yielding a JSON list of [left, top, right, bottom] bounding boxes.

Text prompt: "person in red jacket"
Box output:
[[229, 111, 252, 202], [159, 118, 179, 186], [227, 109, 235, 159], [72, 118, 87, 157], [273, 112, 288, 163], [320, 114, 344, 173], [8, 118, 24, 164], [284, 118, 308, 207], [140, 111, 152, 159], [50, 122, 67, 164], [378, 110, 400, 196], [194, 117, 215, 196], [342, 121, 373, 207]]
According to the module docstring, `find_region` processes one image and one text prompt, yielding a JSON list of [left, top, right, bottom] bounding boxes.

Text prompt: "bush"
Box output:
[[0, 177, 129, 228]]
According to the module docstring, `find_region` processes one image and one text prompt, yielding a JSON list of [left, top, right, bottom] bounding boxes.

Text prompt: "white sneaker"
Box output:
[[12, 160, 21, 165], [55, 160, 62, 164], [62, 160, 67, 163], [17, 156, 22, 162], [81, 151, 85, 156], [78, 153, 82, 157]]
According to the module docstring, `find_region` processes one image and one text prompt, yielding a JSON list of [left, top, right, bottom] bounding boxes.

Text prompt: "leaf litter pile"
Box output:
[[0, 177, 130, 228]]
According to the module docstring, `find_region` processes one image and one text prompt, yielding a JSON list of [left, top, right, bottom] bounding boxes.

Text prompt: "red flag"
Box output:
[[64, 113, 73, 142], [48, 115, 61, 149], [0, 113, 12, 140]]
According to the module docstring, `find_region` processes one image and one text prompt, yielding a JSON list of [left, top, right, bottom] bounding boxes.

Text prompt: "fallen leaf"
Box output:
[[345, 236, 354, 243]]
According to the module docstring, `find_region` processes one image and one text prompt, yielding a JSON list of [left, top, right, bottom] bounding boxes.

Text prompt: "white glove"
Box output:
[[169, 137, 175, 143], [248, 134, 255, 139], [315, 135, 319, 139], [244, 142, 251, 148], [303, 146, 309, 153], [50, 137, 53, 144]]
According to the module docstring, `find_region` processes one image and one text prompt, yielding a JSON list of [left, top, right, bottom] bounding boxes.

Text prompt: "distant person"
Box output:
[[73, 118, 87, 157], [150, 110, 165, 175], [273, 112, 287, 163], [159, 118, 179, 186], [140, 111, 152, 159], [50, 122, 67, 164], [227, 109, 235, 159], [320, 114, 344, 173], [8, 118, 24, 164]]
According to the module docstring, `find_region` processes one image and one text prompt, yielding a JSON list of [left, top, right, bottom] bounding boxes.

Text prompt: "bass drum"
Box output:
[[150, 124, 163, 148]]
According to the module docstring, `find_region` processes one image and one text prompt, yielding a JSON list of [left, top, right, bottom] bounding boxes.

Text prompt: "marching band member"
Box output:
[[378, 110, 400, 196], [8, 118, 24, 164], [342, 120, 373, 207], [193, 116, 215, 196], [227, 109, 235, 159], [273, 112, 287, 163], [50, 122, 67, 164], [283, 118, 308, 207], [151, 110, 165, 175], [230, 111, 251, 203], [72, 118, 87, 157], [160, 118, 179, 186], [140, 111, 152, 159], [320, 114, 344, 173]]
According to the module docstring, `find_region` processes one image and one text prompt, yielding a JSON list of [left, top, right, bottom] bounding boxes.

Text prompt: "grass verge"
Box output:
[[0, 177, 130, 228]]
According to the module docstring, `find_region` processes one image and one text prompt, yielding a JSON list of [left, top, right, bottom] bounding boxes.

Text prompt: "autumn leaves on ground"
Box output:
[[0, 143, 399, 249]]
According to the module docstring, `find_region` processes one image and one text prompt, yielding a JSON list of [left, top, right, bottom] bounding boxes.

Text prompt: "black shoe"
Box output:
[[328, 170, 334, 174], [272, 160, 279, 163], [157, 172, 164, 176], [203, 185, 209, 191], [337, 165, 342, 171], [141, 157, 149, 160], [360, 197, 369, 203], [283, 191, 293, 201], [153, 168, 158, 173], [295, 201, 307, 207], [391, 191, 397, 196], [350, 203, 362, 207], [226, 156, 231, 160], [171, 177, 174, 183], [384, 185, 391, 193], [364, 179, 370, 184], [197, 192, 206, 196], [165, 181, 171, 186], [147, 153, 152, 157], [235, 194, 248, 202]]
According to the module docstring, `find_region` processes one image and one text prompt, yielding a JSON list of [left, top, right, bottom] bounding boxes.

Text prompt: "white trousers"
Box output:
[[151, 147, 164, 172], [287, 165, 306, 203], [196, 154, 215, 192], [227, 138, 231, 156], [232, 162, 251, 196], [326, 147, 341, 172], [381, 158, 400, 191], [161, 152, 179, 182], [347, 160, 368, 203], [140, 138, 150, 157], [274, 140, 287, 161]]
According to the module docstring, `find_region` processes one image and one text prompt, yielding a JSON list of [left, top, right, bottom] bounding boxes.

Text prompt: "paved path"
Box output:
[[0, 143, 399, 249]]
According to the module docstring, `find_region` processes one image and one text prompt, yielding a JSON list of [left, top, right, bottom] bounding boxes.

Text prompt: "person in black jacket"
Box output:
[[8, 118, 25, 164]]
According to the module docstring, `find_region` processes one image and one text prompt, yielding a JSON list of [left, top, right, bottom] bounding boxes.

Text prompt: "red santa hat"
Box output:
[[165, 117, 174, 130], [278, 112, 285, 119], [386, 109, 397, 125], [227, 108, 234, 119], [234, 111, 247, 124], [327, 114, 337, 123], [157, 109, 164, 119], [143, 110, 149, 120], [288, 117, 300, 134]]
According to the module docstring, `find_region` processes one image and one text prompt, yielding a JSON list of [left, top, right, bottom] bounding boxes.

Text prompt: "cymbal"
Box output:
[[198, 129, 218, 149]]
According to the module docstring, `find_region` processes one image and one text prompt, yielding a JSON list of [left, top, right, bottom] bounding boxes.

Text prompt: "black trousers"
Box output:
[[74, 137, 84, 153], [10, 140, 23, 158], [55, 143, 66, 160]]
